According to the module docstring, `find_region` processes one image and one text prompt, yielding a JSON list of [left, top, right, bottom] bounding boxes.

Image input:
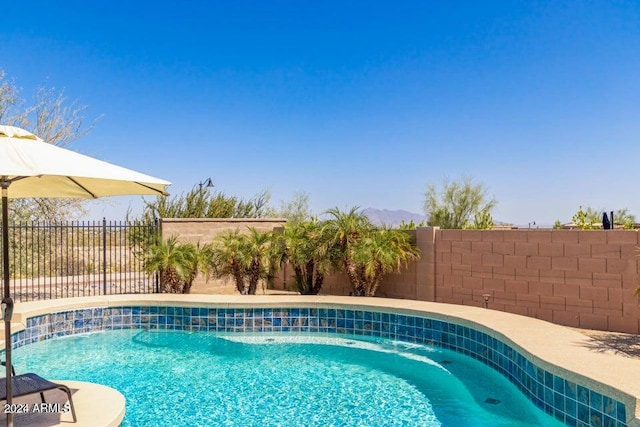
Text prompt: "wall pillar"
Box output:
[[416, 226, 437, 301]]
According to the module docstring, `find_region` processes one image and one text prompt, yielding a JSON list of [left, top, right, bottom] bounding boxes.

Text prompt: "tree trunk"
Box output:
[[293, 265, 305, 293], [344, 259, 366, 296], [182, 281, 191, 294], [182, 271, 197, 294], [365, 264, 386, 296], [300, 260, 315, 295], [160, 268, 181, 293], [247, 260, 260, 295], [231, 261, 246, 294], [312, 269, 324, 295]]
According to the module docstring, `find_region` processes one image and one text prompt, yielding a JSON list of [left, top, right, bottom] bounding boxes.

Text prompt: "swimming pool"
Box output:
[[14, 330, 564, 426], [6, 296, 638, 426]]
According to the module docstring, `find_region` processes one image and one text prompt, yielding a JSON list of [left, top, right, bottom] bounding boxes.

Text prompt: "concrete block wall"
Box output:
[[160, 218, 287, 291], [280, 263, 419, 298], [433, 229, 640, 333], [162, 219, 640, 333], [275, 231, 421, 297], [376, 229, 421, 299], [161, 218, 286, 244]]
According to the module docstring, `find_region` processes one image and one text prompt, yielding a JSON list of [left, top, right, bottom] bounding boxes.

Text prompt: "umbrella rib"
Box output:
[[135, 181, 168, 195], [1, 176, 30, 185], [66, 179, 166, 198], [67, 177, 98, 198]]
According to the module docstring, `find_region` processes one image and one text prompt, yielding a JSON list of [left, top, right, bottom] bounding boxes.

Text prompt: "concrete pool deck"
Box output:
[[1, 294, 639, 426], [0, 380, 124, 426]]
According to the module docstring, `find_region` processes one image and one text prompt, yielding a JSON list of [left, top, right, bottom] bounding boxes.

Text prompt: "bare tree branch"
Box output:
[[0, 69, 100, 221]]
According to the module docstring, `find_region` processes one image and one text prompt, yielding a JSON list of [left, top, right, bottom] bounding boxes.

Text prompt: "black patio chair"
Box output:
[[0, 362, 77, 423]]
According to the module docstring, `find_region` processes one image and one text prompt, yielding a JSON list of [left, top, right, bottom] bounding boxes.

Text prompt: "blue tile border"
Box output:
[[9, 305, 629, 427]]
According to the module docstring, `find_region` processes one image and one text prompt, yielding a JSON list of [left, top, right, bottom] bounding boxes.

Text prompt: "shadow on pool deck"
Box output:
[[577, 329, 640, 359]]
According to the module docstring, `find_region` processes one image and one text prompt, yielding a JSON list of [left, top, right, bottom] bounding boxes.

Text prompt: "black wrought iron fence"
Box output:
[[0, 219, 159, 302]]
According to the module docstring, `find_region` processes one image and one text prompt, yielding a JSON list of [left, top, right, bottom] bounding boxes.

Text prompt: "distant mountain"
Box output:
[[361, 208, 429, 227]]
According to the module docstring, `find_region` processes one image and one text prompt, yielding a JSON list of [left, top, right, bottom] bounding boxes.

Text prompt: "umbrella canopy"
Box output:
[[0, 125, 170, 426], [0, 125, 169, 198]]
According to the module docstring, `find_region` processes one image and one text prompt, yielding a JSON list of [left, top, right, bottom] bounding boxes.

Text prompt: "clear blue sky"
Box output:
[[2, 1, 640, 225]]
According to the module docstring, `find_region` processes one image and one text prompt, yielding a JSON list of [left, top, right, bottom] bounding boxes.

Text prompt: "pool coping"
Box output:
[[4, 294, 640, 426]]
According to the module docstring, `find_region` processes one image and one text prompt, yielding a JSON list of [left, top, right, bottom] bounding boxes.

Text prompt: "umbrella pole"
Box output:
[[1, 183, 13, 427]]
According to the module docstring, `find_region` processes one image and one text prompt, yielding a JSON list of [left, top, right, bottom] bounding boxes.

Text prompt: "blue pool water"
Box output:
[[13, 330, 565, 426]]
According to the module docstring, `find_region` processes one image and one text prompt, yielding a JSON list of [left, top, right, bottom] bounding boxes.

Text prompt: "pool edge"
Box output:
[[6, 294, 640, 426]]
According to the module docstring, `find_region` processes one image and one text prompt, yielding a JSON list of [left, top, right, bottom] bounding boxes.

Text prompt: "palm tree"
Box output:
[[209, 229, 249, 294], [209, 228, 277, 295], [244, 228, 277, 295], [182, 243, 214, 294], [326, 207, 420, 296], [325, 207, 373, 295], [142, 236, 198, 293], [280, 218, 335, 295], [351, 228, 419, 296]]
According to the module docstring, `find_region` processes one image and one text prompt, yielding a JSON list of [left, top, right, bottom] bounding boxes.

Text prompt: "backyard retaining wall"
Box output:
[[278, 228, 640, 334], [161, 218, 286, 243], [160, 218, 286, 291], [162, 219, 640, 334], [429, 228, 640, 334]]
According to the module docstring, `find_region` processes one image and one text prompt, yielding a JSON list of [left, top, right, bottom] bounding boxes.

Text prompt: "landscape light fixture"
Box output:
[[198, 177, 214, 190], [482, 294, 491, 309]]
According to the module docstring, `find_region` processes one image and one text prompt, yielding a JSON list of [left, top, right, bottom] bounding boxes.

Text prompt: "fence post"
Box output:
[[154, 218, 160, 293], [102, 217, 107, 295]]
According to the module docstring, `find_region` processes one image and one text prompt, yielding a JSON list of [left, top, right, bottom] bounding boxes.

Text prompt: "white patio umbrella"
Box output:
[[0, 125, 170, 425]]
